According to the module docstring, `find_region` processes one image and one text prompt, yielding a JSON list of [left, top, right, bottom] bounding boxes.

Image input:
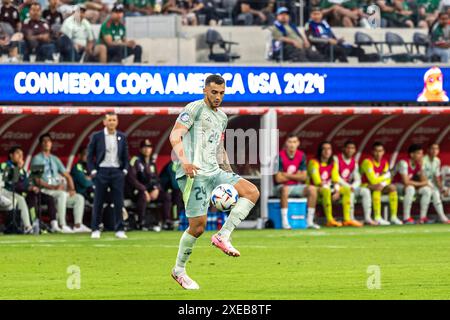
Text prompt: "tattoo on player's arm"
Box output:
[[218, 145, 233, 173]]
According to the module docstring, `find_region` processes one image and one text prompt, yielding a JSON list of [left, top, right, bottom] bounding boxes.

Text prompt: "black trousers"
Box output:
[[92, 167, 125, 231], [282, 43, 327, 62], [107, 45, 142, 63]]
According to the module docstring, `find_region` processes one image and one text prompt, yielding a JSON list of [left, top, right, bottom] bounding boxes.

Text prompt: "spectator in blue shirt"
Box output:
[[305, 7, 365, 62]]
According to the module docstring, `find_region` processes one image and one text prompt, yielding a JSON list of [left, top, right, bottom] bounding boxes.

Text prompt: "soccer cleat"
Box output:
[[364, 219, 378, 226], [91, 230, 101, 239], [61, 225, 75, 234], [24, 226, 33, 234], [441, 219, 450, 224], [343, 220, 363, 227], [307, 223, 321, 230], [50, 220, 62, 233], [282, 222, 292, 230], [375, 218, 391, 226], [419, 217, 435, 224], [403, 217, 415, 225], [73, 224, 92, 233], [326, 219, 342, 227], [115, 231, 128, 239], [390, 217, 404, 225], [211, 234, 241, 257], [171, 269, 200, 290]]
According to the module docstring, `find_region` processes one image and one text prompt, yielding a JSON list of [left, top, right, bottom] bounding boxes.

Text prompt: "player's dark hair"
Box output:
[[8, 145, 22, 159], [372, 141, 384, 150], [78, 147, 88, 155], [205, 74, 225, 87], [310, 7, 321, 13], [317, 141, 333, 165], [39, 133, 52, 144], [30, 1, 41, 9], [104, 111, 117, 119], [286, 133, 299, 140], [408, 144, 423, 155], [344, 140, 356, 148]]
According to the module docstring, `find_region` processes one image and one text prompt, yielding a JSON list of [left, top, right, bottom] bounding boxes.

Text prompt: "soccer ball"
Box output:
[[211, 184, 239, 212]]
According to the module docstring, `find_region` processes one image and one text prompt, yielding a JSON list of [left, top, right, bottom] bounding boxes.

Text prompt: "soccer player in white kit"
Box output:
[[169, 75, 260, 290], [422, 144, 450, 223]]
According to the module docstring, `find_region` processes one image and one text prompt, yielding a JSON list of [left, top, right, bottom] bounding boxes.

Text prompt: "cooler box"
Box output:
[[268, 198, 307, 229]]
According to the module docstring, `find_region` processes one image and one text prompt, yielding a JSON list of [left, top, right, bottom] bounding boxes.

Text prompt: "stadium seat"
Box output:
[[412, 32, 442, 62], [206, 29, 240, 62], [214, 0, 237, 25], [384, 32, 414, 63], [354, 31, 383, 62]]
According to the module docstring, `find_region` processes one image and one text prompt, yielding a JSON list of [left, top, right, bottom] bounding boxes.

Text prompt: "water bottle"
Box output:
[[32, 219, 40, 235]]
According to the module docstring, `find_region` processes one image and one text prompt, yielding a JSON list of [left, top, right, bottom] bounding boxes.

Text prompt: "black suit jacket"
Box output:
[[87, 129, 129, 174]]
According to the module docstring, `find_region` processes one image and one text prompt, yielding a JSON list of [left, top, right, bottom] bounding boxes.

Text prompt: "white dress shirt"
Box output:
[[100, 128, 120, 168]]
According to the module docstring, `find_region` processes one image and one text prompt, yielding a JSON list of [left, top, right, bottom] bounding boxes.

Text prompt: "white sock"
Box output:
[[307, 207, 316, 225], [219, 198, 255, 240], [281, 208, 289, 225], [51, 220, 59, 229], [361, 188, 372, 221], [403, 186, 415, 220], [432, 190, 448, 222], [419, 187, 432, 219], [174, 230, 197, 274]]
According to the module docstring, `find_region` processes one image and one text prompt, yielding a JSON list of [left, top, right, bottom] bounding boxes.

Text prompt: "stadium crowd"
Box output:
[[0, 0, 449, 63], [1, 112, 450, 235]]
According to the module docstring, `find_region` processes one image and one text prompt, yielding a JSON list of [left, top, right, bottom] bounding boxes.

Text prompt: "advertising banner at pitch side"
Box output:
[[1, 65, 449, 103]]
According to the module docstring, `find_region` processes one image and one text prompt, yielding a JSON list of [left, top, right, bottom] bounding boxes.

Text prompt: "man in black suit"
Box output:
[[88, 112, 129, 239]]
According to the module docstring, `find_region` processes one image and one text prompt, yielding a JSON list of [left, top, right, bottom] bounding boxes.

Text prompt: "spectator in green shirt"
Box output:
[[318, 0, 367, 27], [19, 0, 33, 22], [428, 11, 450, 62], [376, 0, 414, 27], [98, 3, 142, 63], [123, 0, 155, 16], [71, 147, 94, 203], [416, 0, 443, 27]]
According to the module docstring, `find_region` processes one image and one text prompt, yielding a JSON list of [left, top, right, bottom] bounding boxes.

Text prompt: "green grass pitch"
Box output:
[[1, 224, 450, 300]]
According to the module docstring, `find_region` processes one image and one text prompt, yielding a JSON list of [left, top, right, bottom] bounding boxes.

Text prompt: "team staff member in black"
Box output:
[[88, 112, 129, 239]]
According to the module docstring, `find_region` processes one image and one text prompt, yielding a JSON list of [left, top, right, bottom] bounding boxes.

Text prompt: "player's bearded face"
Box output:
[[204, 83, 225, 108]]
